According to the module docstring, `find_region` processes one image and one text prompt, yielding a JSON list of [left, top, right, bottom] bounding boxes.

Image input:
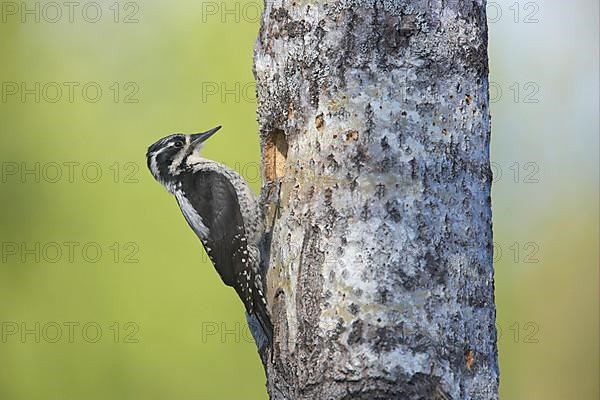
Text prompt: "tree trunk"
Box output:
[[253, 1, 499, 399]]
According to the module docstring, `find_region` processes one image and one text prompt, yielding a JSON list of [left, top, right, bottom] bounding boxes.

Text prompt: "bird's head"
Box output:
[[146, 126, 221, 185]]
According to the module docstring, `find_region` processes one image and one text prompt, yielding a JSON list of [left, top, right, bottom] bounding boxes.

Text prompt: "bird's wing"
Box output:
[[175, 169, 256, 312]]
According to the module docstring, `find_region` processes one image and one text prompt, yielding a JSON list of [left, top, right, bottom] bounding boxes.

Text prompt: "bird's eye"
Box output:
[[173, 140, 184, 148]]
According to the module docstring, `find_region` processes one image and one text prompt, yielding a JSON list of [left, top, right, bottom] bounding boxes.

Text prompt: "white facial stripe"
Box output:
[[150, 153, 159, 178], [149, 144, 173, 180], [168, 136, 191, 175]]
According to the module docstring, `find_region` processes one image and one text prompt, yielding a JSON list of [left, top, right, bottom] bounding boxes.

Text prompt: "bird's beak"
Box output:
[[191, 126, 221, 147]]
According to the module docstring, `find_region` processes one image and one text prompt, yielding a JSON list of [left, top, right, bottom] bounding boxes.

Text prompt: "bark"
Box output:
[[253, 1, 498, 399]]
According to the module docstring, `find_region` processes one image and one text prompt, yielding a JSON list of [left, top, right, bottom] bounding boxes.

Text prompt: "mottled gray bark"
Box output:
[[253, 1, 499, 399]]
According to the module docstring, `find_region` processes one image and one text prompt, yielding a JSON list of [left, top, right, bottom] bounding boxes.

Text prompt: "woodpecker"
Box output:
[[146, 126, 272, 341]]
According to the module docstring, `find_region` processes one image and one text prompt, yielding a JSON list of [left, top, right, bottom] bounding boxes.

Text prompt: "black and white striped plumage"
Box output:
[[146, 127, 272, 341]]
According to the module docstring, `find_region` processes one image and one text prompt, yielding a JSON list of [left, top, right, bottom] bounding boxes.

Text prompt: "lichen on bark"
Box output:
[[254, 1, 499, 399]]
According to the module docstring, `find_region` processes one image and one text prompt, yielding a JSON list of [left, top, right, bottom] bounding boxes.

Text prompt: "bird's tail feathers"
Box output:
[[254, 303, 273, 343]]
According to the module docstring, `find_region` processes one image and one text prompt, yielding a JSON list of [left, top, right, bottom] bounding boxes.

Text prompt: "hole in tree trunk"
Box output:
[[265, 129, 288, 182]]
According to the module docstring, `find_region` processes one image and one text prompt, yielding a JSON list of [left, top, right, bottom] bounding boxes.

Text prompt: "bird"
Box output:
[[146, 126, 272, 342]]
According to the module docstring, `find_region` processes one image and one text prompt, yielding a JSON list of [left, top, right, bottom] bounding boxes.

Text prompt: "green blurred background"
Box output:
[[0, 0, 597, 399]]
